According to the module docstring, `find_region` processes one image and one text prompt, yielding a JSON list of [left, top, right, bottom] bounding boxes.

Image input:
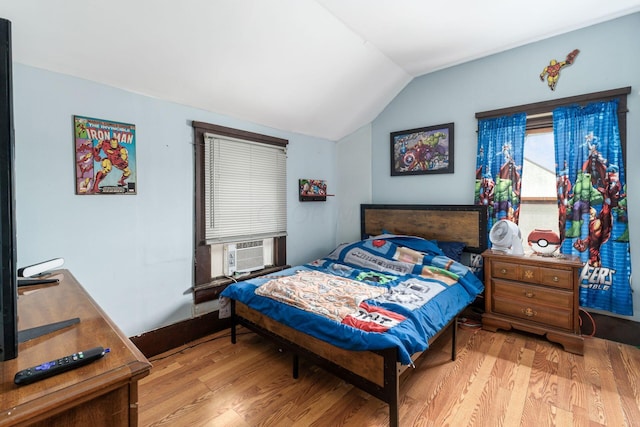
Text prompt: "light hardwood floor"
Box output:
[[139, 324, 640, 426]]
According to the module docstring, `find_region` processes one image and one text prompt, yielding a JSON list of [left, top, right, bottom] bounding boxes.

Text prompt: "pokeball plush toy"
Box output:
[[527, 229, 561, 256]]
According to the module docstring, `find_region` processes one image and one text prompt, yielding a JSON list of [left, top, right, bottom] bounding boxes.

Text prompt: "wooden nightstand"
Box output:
[[482, 249, 584, 355]]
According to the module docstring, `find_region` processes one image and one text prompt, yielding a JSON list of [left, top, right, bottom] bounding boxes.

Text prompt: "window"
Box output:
[[203, 133, 287, 242], [476, 87, 630, 252], [192, 121, 289, 303]]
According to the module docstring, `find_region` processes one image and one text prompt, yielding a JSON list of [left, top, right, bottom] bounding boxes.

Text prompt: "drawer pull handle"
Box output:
[[500, 268, 507, 274], [552, 276, 559, 282], [524, 291, 535, 298], [522, 307, 537, 317]]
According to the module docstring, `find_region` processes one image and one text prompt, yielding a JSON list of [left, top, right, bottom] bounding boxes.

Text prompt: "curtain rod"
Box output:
[[527, 112, 552, 119]]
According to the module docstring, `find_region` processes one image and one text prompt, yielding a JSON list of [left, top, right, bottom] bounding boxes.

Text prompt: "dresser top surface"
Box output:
[[482, 249, 584, 268], [0, 270, 151, 424]]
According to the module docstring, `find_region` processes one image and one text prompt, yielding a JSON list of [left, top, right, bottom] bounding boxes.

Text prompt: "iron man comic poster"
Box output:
[[74, 115, 137, 195]]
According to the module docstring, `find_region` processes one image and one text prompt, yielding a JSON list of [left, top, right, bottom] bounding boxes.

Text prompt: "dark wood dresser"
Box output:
[[482, 249, 584, 355], [0, 270, 151, 426]]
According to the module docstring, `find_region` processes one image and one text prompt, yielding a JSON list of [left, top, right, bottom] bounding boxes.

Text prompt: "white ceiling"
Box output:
[[2, 1, 639, 140]]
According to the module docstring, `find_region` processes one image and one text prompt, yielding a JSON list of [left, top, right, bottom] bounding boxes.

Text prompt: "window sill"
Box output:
[[193, 265, 291, 304]]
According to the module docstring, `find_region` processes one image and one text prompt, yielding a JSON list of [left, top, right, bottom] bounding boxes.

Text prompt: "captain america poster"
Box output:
[[74, 115, 137, 195]]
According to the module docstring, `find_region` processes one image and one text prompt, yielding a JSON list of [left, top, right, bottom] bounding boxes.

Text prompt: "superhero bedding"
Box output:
[[221, 235, 483, 365]]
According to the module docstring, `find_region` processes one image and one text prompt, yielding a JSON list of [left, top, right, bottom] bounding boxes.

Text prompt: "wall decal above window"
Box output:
[[539, 49, 579, 91]]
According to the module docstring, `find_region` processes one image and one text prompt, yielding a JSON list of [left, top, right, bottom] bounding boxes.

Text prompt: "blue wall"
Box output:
[[12, 13, 639, 337], [12, 65, 338, 336], [369, 13, 640, 321]]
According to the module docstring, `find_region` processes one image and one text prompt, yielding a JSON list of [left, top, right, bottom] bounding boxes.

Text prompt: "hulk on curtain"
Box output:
[[554, 100, 632, 315], [475, 113, 527, 235]]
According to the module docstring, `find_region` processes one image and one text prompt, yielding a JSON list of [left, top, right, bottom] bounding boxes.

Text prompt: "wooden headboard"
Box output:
[[360, 204, 488, 253]]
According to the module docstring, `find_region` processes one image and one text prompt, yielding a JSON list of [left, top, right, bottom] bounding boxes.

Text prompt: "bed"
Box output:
[[221, 204, 487, 426]]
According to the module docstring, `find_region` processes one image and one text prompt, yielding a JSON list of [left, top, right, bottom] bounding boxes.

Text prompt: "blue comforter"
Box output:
[[221, 235, 484, 365]]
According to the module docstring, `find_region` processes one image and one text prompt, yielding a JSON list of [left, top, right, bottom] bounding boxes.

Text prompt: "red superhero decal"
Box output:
[[540, 49, 579, 91]]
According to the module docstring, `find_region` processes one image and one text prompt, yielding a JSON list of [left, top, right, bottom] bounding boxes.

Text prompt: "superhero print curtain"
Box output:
[[474, 113, 527, 235], [554, 100, 632, 315]]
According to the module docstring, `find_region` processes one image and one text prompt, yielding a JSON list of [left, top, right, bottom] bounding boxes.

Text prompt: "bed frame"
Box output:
[[230, 204, 487, 427]]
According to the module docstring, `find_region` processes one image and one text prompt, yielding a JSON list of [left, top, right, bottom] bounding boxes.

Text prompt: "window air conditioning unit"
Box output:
[[224, 240, 264, 276]]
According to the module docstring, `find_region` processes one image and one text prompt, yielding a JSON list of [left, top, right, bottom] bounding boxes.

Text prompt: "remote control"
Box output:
[[14, 346, 110, 385]]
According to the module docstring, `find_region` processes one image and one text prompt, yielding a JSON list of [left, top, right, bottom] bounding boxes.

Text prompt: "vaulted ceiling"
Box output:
[[2, 1, 639, 140]]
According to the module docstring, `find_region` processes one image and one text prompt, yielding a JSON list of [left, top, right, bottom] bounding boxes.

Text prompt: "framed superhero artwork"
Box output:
[[390, 123, 454, 176], [73, 115, 137, 195]]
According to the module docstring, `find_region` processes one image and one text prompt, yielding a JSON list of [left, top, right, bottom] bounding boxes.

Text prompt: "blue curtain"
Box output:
[[554, 100, 632, 315], [475, 113, 527, 235]]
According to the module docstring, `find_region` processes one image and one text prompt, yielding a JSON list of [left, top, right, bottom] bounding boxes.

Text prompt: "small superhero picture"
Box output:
[[299, 178, 327, 201], [74, 115, 137, 195]]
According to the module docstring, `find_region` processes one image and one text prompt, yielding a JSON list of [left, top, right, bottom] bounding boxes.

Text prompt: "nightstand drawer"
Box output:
[[494, 261, 573, 290], [493, 280, 572, 308], [493, 296, 573, 329], [492, 261, 518, 280], [538, 267, 573, 290]]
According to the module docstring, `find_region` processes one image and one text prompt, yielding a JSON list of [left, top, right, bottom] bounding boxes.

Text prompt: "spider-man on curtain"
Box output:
[[554, 100, 632, 315], [475, 113, 527, 235]]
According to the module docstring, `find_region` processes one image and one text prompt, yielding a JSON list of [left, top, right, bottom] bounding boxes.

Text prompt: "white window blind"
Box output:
[[204, 133, 287, 243]]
